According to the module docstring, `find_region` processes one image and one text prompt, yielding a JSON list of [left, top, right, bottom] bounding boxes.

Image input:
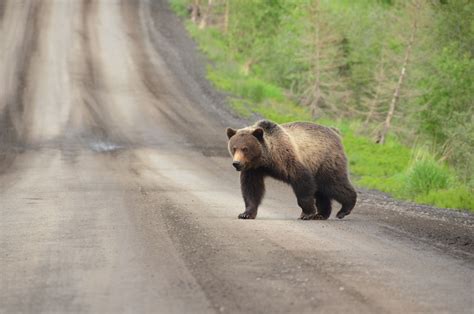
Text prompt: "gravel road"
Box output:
[[1, 1, 473, 313]]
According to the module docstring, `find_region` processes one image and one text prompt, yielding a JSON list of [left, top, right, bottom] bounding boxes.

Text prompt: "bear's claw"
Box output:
[[299, 212, 317, 220], [314, 213, 329, 220], [299, 212, 329, 220], [336, 210, 350, 219], [238, 212, 256, 219]]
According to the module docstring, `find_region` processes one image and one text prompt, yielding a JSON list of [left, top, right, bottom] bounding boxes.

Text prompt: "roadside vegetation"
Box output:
[[171, 0, 473, 211]]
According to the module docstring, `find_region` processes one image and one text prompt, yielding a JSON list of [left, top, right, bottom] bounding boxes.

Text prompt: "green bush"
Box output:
[[404, 159, 451, 196]]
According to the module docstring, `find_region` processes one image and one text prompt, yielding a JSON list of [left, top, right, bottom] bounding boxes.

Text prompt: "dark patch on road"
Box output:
[[357, 189, 474, 261]]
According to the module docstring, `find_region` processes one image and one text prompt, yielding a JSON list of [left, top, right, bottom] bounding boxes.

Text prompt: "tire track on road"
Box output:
[[0, 1, 43, 171]]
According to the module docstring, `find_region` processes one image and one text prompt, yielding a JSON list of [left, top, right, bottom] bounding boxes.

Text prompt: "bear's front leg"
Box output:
[[239, 170, 265, 219]]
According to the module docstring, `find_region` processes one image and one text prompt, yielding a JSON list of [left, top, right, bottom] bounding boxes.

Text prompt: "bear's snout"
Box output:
[[232, 161, 242, 171]]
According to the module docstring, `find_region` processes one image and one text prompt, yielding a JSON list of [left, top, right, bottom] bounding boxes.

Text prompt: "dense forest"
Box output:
[[171, 0, 473, 210]]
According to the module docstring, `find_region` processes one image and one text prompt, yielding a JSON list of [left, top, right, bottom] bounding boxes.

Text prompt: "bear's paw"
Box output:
[[299, 212, 318, 220], [238, 212, 257, 219]]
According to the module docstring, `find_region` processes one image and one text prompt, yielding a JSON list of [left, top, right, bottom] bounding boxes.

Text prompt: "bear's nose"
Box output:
[[232, 161, 242, 171]]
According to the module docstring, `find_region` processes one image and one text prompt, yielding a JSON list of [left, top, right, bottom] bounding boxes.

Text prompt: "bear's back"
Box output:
[[280, 122, 345, 170], [253, 120, 345, 171]]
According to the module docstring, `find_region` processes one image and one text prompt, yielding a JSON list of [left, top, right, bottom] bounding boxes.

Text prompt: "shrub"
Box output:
[[404, 159, 450, 196]]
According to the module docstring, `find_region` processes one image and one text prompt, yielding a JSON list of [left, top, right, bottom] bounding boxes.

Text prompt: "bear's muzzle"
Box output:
[[232, 161, 242, 171]]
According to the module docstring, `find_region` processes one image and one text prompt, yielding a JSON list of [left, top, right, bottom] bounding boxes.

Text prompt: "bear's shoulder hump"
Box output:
[[256, 120, 278, 133]]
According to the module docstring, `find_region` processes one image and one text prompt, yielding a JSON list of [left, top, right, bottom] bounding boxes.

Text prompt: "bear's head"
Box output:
[[226, 127, 264, 171]]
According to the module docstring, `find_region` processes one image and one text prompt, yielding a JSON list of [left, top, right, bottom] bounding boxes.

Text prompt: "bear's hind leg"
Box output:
[[334, 184, 357, 219], [315, 192, 331, 220]]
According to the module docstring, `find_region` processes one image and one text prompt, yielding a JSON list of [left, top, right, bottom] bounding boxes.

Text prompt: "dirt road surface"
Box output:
[[1, 1, 473, 313]]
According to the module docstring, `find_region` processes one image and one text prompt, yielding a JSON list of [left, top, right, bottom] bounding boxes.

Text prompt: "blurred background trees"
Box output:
[[174, 0, 473, 185]]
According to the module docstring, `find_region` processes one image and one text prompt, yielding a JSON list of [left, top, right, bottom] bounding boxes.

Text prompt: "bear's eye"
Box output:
[[242, 147, 248, 153]]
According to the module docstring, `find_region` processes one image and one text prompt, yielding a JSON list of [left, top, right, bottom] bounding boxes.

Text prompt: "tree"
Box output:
[[417, 45, 474, 181], [294, 0, 350, 118], [190, 0, 201, 24], [199, 0, 213, 29], [227, 0, 285, 75], [376, 0, 422, 144], [223, 0, 229, 33]]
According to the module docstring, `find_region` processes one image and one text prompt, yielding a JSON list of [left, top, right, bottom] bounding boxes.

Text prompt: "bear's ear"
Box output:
[[252, 128, 264, 141], [226, 127, 237, 139]]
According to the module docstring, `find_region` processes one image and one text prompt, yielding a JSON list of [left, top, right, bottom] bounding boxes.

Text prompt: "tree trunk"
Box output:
[[242, 58, 254, 76], [199, 0, 212, 29], [364, 53, 385, 126], [224, 0, 229, 34], [311, 0, 322, 118], [191, 0, 201, 24], [377, 19, 417, 144]]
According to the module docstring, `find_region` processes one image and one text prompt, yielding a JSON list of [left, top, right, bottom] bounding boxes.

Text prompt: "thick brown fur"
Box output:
[[226, 120, 357, 220]]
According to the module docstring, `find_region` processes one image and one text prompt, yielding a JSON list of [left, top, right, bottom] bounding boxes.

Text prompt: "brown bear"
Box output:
[[226, 120, 357, 220]]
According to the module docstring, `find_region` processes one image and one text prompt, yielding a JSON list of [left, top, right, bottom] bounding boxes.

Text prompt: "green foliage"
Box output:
[[227, 0, 286, 63], [413, 1, 474, 182], [235, 78, 284, 103], [353, 150, 473, 210], [206, 63, 284, 106], [415, 187, 474, 211], [417, 45, 474, 181], [404, 159, 451, 196], [170, 0, 189, 17], [344, 133, 410, 177], [418, 47, 473, 142], [170, 0, 474, 210], [187, 23, 228, 62], [254, 101, 311, 124], [431, 0, 474, 56], [229, 99, 253, 118]]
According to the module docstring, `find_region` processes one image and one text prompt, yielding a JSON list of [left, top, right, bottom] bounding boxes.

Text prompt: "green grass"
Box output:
[[415, 187, 474, 210], [173, 6, 474, 211], [405, 159, 451, 195], [169, 0, 189, 17]]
